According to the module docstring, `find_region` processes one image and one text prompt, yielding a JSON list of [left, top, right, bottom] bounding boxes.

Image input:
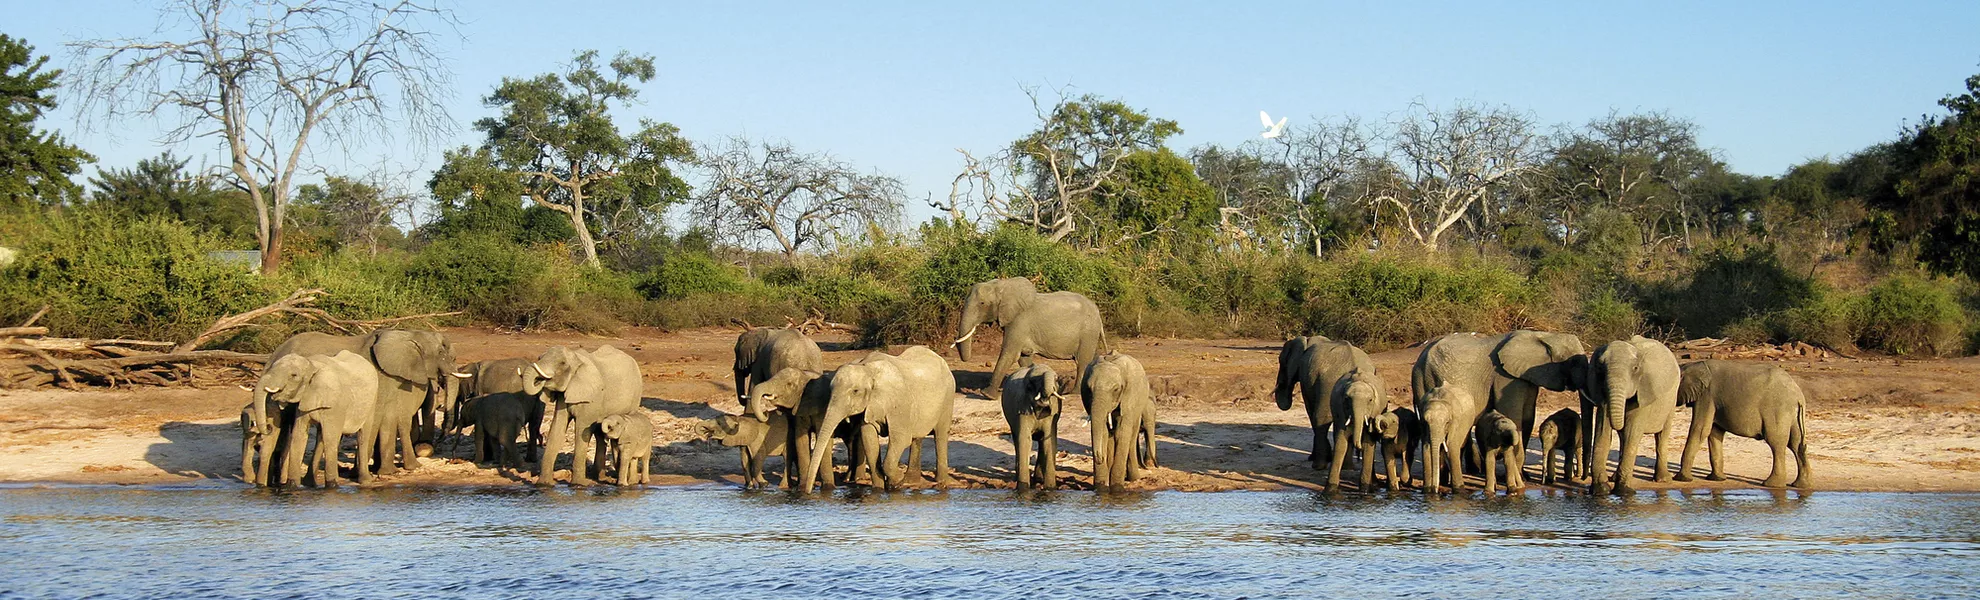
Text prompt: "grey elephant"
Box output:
[[749, 368, 875, 490], [735, 327, 823, 407], [1083, 353, 1158, 493], [526, 345, 644, 487], [238, 401, 273, 484], [1411, 330, 1586, 492], [1476, 409, 1524, 494], [953, 277, 1106, 394], [1276, 336, 1376, 471], [804, 346, 956, 493], [1416, 385, 1471, 493], [459, 392, 530, 474], [599, 411, 653, 486], [458, 358, 546, 462], [1584, 336, 1681, 496], [1001, 362, 1066, 491], [1371, 407, 1419, 492], [259, 352, 379, 488], [701, 410, 873, 489], [1326, 367, 1386, 491], [1676, 360, 1812, 488], [256, 329, 466, 485], [1537, 407, 1581, 486]]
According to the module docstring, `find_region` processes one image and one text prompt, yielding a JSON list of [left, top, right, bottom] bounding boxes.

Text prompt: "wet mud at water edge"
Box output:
[[0, 486, 1977, 598], [4, 327, 1980, 492]]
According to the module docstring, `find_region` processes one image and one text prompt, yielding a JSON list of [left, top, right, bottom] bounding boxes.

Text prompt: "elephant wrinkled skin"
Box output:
[[1001, 362, 1066, 490], [1476, 409, 1524, 494], [528, 345, 644, 487], [1537, 408, 1581, 486], [1326, 367, 1386, 491], [1275, 336, 1376, 470], [804, 346, 956, 493], [1584, 336, 1682, 496], [1083, 353, 1158, 493], [953, 277, 1105, 394], [599, 411, 653, 486], [259, 351, 379, 488], [1676, 360, 1812, 488], [1411, 330, 1586, 492], [255, 330, 463, 485]]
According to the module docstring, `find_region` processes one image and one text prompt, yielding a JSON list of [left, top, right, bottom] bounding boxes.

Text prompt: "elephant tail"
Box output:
[[1792, 398, 1808, 459], [1141, 411, 1158, 469]]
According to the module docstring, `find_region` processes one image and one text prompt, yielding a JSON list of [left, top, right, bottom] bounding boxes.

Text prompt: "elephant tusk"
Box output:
[[262, 385, 282, 394], [237, 384, 254, 391], [532, 363, 550, 378], [450, 371, 474, 378], [953, 325, 981, 345]]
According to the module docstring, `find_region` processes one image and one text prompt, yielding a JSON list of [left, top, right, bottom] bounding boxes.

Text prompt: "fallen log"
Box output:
[[0, 326, 49, 337], [6, 348, 268, 388]]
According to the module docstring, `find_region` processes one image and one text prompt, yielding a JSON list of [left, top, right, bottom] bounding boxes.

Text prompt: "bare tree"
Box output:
[[954, 87, 1176, 243], [1549, 111, 1713, 248], [1270, 117, 1380, 256], [69, 0, 457, 274], [693, 136, 903, 257], [1382, 101, 1544, 250]]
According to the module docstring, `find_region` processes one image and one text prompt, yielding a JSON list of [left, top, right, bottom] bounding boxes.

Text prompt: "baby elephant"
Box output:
[[599, 411, 653, 486], [1370, 407, 1419, 491], [460, 392, 531, 474], [1676, 360, 1812, 488], [1001, 362, 1066, 491], [1537, 408, 1580, 486], [238, 401, 273, 483], [698, 413, 789, 489], [1476, 409, 1524, 494]]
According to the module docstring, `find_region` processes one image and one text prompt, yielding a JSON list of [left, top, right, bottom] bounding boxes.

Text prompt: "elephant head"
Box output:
[[526, 346, 593, 399], [1083, 359, 1130, 420], [748, 367, 822, 422], [954, 277, 1037, 362], [1337, 369, 1383, 453], [258, 354, 319, 408], [696, 416, 739, 440], [1272, 336, 1314, 411], [1371, 410, 1402, 442], [1592, 340, 1642, 431], [370, 330, 470, 428], [1418, 386, 1465, 491], [1495, 330, 1587, 392], [598, 413, 633, 440], [808, 362, 885, 489], [1007, 363, 1063, 414]]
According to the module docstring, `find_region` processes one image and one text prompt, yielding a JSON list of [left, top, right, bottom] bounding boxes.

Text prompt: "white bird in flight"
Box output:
[[1259, 111, 1287, 139]]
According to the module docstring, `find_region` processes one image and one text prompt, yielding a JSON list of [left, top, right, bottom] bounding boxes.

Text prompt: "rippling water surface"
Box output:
[[2, 485, 1977, 598]]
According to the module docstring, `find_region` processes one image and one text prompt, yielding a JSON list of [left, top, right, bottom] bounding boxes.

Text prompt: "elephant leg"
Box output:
[[1360, 439, 1378, 491], [1677, 401, 1713, 482], [881, 432, 910, 490], [398, 411, 421, 472], [354, 427, 376, 485], [1589, 410, 1614, 496], [591, 428, 609, 483], [283, 418, 310, 489], [1444, 437, 1465, 493], [1014, 418, 1033, 491], [935, 416, 953, 489], [536, 405, 569, 487], [1652, 426, 1674, 483], [1090, 416, 1110, 492], [1041, 430, 1059, 490], [1707, 428, 1728, 481], [1111, 416, 1136, 490], [1791, 416, 1812, 489], [1510, 443, 1527, 491], [1762, 429, 1792, 488], [743, 448, 763, 489], [905, 439, 926, 485], [1612, 420, 1644, 496], [988, 346, 1021, 398], [1307, 401, 1327, 469], [526, 402, 545, 464], [1326, 424, 1352, 491], [859, 424, 881, 486], [319, 426, 343, 489], [570, 422, 595, 487]]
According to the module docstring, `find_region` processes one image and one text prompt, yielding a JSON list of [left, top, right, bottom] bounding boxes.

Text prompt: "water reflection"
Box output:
[[0, 488, 1976, 598]]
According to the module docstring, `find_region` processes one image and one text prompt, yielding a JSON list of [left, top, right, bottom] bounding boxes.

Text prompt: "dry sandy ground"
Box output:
[[3, 326, 1978, 494]]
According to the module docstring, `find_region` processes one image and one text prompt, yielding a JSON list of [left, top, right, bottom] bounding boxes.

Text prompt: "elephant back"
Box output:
[[312, 351, 381, 429], [271, 331, 367, 362], [585, 345, 645, 414], [469, 358, 534, 397]]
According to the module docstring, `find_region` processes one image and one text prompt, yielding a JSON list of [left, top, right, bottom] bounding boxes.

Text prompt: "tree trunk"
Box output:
[[568, 188, 600, 268], [260, 223, 285, 275]]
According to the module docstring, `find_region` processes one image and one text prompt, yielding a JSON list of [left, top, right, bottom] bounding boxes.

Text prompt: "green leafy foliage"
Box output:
[[86, 152, 253, 242], [0, 210, 272, 340], [0, 34, 92, 209]]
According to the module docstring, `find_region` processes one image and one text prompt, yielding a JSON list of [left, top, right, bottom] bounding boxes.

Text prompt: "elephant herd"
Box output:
[[237, 276, 1813, 494]]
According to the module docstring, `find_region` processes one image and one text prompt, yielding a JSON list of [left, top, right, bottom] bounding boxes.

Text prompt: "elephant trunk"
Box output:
[[956, 305, 983, 362], [804, 406, 851, 492], [1606, 371, 1628, 432], [1423, 414, 1446, 491], [749, 391, 769, 422]]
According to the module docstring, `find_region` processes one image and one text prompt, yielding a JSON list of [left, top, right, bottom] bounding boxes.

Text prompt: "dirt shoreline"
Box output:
[[4, 326, 1979, 493]]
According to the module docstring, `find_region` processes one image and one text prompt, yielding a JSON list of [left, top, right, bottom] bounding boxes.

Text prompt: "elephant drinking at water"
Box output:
[[803, 346, 956, 493], [1276, 336, 1375, 471], [252, 330, 466, 485], [1411, 330, 1585, 493]]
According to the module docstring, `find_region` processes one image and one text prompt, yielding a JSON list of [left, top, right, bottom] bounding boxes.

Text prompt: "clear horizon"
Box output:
[[12, 0, 1980, 229]]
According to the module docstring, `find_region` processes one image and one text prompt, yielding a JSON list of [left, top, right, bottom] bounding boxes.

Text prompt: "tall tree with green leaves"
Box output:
[[1910, 72, 1980, 278], [294, 175, 411, 255], [0, 34, 91, 210], [954, 89, 1179, 245], [422, 146, 574, 245], [475, 50, 694, 267], [86, 152, 253, 240]]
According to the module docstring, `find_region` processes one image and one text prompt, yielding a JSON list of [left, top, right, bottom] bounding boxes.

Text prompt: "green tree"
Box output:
[[964, 90, 1179, 244], [1907, 72, 1980, 278], [1088, 148, 1219, 250], [0, 34, 91, 210], [86, 152, 252, 240], [421, 146, 574, 245], [294, 176, 410, 255], [475, 50, 695, 267]]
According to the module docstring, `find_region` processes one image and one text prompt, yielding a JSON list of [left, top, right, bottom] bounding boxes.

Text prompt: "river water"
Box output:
[[1, 485, 1976, 598]]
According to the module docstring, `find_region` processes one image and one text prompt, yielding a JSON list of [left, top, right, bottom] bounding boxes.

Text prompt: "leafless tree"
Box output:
[[68, 0, 458, 274], [1549, 111, 1713, 248], [692, 136, 903, 257], [953, 87, 1171, 243], [1270, 117, 1381, 256], [1382, 101, 1544, 250]]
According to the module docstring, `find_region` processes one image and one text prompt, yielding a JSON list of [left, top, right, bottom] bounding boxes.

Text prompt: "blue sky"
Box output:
[[12, 1, 1980, 225]]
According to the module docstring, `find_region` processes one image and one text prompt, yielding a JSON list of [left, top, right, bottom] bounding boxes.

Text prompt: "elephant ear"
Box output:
[[370, 331, 428, 383], [1496, 331, 1584, 391]]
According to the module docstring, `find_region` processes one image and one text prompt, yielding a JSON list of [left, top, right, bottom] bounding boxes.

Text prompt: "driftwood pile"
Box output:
[[1671, 337, 1852, 361], [731, 310, 859, 336], [1, 289, 460, 389]]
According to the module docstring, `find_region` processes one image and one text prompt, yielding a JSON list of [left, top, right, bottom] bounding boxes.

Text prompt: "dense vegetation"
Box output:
[[3, 30, 1978, 356]]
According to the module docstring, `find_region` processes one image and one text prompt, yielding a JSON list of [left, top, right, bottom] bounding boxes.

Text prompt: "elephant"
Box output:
[[700, 410, 874, 490], [263, 330, 466, 481], [1276, 336, 1377, 470], [1537, 407, 1581, 486], [803, 346, 956, 493], [749, 368, 876, 490], [1476, 409, 1525, 494], [952, 277, 1106, 395], [459, 392, 530, 474], [238, 401, 273, 484], [458, 358, 546, 463], [598, 411, 653, 486], [1326, 367, 1386, 491], [1371, 407, 1419, 492], [1416, 385, 1472, 493], [1411, 330, 1586, 492], [1675, 360, 1812, 488], [1584, 336, 1681, 496], [1001, 362, 1067, 491], [259, 351, 379, 488], [735, 327, 823, 408], [526, 345, 644, 487], [1083, 353, 1158, 493]]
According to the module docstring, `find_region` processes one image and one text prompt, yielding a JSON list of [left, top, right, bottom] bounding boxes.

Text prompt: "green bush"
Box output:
[[0, 211, 276, 341], [638, 252, 744, 300], [1576, 290, 1644, 345], [1641, 245, 1816, 338], [1294, 254, 1534, 349], [1856, 275, 1966, 356], [1764, 287, 1859, 350], [408, 234, 635, 332], [279, 250, 447, 321]]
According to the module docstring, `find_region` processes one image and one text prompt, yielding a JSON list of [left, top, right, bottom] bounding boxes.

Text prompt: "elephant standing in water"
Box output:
[[804, 346, 956, 493], [953, 277, 1105, 394], [735, 327, 824, 489], [1083, 353, 1157, 493], [1001, 362, 1066, 491], [1676, 360, 1812, 488], [258, 351, 379, 488], [1475, 409, 1525, 494], [750, 367, 875, 490], [1326, 367, 1386, 492], [1411, 330, 1586, 492], [251, 330, 465, 485], [1276, 336, 1376, 471], [528, 345, 643, 487], [1583, 336, 1681, 496]]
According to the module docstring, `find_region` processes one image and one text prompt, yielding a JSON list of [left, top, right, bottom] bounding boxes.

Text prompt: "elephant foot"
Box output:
[[1654, 473, 1674, 483], [1761, 476, 1788, 488], [1706, 473, 1728, 482], [569, 477, 594, 487], [403, 457, 422, 471], [533, 474, 556, 487], [1674, 473, 1693, 482], [1612, 484, 1635, 496], [414, 443, 435, 458], [1590, 482, 1610, 496]]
